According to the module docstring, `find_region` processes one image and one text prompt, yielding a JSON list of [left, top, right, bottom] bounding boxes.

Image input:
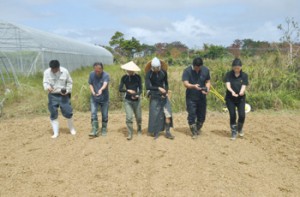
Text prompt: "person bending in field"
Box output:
[[119, 61, 142, 140], [88, 62, 110, 137], [43, 60, 76, 138], [225, 58, 249, 140], [145, 57, 174, 140], [182, 57, 211, 139]]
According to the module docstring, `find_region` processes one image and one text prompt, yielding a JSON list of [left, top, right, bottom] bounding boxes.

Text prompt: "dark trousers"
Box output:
[[226, 97, 245, 125], [90, 97, 109, 123], [48, 94, 73, 120], [186, 98, 207, 125]]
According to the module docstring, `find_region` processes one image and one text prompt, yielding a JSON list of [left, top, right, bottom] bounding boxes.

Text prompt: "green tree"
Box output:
[[241, 39, 270, 56], [109, 31, 124, 49], [202, 44, 228, 59], [120, 37, 141, 57], [109, 32, 142, 57]]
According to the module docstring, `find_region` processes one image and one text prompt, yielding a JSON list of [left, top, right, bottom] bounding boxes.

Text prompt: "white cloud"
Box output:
[[127, 16, 219, 47], [91, 0, 236, 10], [1, 0, 299, 48], [127, 16, 285, 48], [245, 22, 281, 42], [121, 16, 172, 31], [51, 28, 116, 45]]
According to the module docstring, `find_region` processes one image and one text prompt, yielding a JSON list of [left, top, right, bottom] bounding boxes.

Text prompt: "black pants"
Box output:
[[226, 97, 245, 125], [186, 98, 207, 125]]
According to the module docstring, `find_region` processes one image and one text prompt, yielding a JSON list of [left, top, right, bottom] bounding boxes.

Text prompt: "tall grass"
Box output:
[[1, 54, 299, 118]]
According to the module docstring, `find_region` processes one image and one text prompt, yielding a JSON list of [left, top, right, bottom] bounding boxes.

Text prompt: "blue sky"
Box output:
[[1, 0, 299, 48]]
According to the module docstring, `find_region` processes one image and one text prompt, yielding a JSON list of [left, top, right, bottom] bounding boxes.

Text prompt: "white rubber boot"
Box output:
[[50, 119, 59, 138], [67, 118, 76, 135]]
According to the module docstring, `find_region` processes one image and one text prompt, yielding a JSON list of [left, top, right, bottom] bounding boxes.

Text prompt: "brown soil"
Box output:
[[0, 111, 299, 196]]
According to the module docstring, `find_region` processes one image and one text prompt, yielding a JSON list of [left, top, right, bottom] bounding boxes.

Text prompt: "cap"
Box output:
[[232, 58, 242, 67], [193, 57, 203, 67]]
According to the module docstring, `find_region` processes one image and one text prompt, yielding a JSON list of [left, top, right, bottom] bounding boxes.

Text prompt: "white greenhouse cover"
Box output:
[[0, 21, 113, 76]]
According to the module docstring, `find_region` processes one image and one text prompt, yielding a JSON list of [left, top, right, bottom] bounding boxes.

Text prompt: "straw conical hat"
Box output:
[[144, 59, 168, 73], [121, 61, 141, 72]]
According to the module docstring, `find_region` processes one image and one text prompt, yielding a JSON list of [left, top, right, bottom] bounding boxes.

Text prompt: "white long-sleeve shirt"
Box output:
[[43, 67, 73, 94]]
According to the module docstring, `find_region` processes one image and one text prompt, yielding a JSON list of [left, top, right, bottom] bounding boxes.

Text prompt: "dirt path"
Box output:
[[0, 111, 299, 196]]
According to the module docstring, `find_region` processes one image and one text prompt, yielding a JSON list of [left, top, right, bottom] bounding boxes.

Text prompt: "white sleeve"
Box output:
[[65, 70, 73, 93], [43, 70, 50, 91]]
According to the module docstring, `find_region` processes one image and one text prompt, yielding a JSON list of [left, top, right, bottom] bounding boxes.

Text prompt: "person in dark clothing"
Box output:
[[119, 61, 142, 140], [225, 58, 249, 140], [145, 57, 174, 140], [182, 57, 211, 139]]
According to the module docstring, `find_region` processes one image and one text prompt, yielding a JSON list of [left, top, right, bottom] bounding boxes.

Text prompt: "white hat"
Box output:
[[121, 61, 141, 72], [151, 57, 161, 67]]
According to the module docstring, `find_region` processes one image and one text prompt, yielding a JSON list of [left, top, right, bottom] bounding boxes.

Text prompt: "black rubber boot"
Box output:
[[238, 122, 244, 137], [230, 124, 237, 140], [154, 131, 160, 140], [127, 123, 133, 140], [89, 120, 99, 137], [101, 122, 107, 136], [137, 123, 142, 136], [189, 124, 197, 139], [165, 123, 174, 140], [196, 121, 203, 135]]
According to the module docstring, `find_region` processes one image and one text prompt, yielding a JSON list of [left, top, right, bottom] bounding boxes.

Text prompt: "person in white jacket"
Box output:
[[43, 60, 76, 138]]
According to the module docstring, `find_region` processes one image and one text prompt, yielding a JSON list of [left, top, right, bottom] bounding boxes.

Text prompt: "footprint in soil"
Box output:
[[157, 150, 166, 158], [238, 161, 249, 165], [278, 187, 292, 193]]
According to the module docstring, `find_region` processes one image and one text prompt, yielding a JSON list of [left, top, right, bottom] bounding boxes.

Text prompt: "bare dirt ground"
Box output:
[[0, 111, 299, 196]]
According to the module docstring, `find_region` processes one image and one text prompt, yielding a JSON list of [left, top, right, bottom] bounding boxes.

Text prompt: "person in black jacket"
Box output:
[[182, 57, 211, 139], [119, 61, 142, 140], [145, 57, 174, 140], [225, 58, 249, 140]]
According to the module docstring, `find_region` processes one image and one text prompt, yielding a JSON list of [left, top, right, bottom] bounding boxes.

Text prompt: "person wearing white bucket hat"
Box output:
[[145, 57, 174, 140], [119, 61, 142, 140]]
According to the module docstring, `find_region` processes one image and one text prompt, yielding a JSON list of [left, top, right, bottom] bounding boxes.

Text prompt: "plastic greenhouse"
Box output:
[[0, 21, 113, 88]]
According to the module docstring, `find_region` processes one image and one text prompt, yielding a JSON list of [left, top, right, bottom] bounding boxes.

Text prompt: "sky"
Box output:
[[1, 0, 299, 48]]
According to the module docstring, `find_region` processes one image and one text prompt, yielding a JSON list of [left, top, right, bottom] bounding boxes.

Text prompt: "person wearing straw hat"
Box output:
[[145, 57, 174, 140], [182, 57, 211, 139], [119, 61, 142, 140], [225, 58, 249, 140], [88, 62, 110, 137]]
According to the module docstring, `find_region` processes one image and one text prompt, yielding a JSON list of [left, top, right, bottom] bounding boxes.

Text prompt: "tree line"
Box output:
[[100, 17, 300, 68]]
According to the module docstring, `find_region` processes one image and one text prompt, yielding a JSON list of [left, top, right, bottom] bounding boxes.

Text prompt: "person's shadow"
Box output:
[[48, 128, 70, 135], [174, 127, 191, 136], [117, 127, 127, 137], [117, 127, 150, 137], [210, 129, 229, 138]]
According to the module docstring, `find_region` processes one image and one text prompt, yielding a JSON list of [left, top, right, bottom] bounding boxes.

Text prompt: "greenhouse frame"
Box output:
[[0, 21, 113, 88]]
